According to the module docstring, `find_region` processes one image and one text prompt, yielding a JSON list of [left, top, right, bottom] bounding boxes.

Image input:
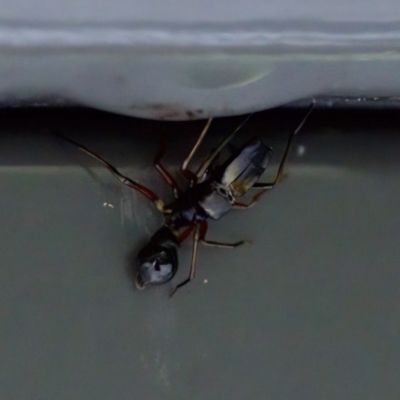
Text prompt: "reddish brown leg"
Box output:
[[181, 168, 198, 185], [53, 131, 167, 213], [154, 137, 182, 198], [250, 183, 274, 189], [235, 100, 316, 208], [170, 222, 201, 296], [181, 118, 213, 184], [233, 189, 269, 209], [252, 100, 316, 190], [176, 220, 197, 243], [199, 221, 245, 248], [196, 113, 253, 179]]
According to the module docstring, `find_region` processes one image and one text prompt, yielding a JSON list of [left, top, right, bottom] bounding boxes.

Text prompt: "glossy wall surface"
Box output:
[[0, 107, 399, 399]]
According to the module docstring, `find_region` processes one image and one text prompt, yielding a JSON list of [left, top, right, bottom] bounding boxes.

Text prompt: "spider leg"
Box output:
[[170, 222, 201, 296], [232, 101, 315, 209], [181, 118, 213, 183], [196, 113, 253, 179], [233, 189, 269, 209], [154, 136, 182, 198], [199, 220, 245, 248], [52, 131, 167, 213]]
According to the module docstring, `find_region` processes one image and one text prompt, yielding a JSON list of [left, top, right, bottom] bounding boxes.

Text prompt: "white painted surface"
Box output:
[[1, 2, 400, 118]]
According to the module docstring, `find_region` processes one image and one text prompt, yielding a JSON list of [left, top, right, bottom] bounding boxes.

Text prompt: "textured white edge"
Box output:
[[1, 24, 400, 48]]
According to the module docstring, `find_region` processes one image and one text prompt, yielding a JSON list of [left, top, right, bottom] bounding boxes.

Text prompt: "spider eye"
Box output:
[[154, 260, 161, 271]]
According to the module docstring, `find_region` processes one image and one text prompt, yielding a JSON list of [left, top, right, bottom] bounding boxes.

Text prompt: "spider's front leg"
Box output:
[[52, 130, 168, 213], [153, 136, 182, 199]]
